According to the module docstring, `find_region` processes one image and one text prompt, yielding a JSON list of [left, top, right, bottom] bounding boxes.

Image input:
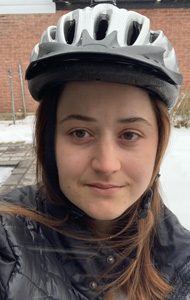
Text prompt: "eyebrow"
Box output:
[[59, 114, 97, 124], [58, 114, 153, 128], [118, 117, 153, 128]]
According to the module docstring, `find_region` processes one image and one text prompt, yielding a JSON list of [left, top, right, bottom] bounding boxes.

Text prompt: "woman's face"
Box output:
[[55, 82, 158, 220]]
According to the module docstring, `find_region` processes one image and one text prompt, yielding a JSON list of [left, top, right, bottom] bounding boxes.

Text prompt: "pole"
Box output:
[[8, 67, 15, 125], [18, 62, 27, 118]]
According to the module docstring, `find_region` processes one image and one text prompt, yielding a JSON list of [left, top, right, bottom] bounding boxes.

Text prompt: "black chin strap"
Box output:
[[138, 174, 160, 219]]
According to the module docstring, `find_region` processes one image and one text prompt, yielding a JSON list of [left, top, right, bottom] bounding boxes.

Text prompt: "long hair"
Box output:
[[1, 86, 172, 300]]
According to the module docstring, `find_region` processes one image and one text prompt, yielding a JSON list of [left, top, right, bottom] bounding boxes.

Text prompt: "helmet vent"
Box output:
[[64, 20, 75, 44], [50, 28, 56, 41], [127, 21, 142, 46], [149, 32, 159, 43], [95, 14, 109, 40]]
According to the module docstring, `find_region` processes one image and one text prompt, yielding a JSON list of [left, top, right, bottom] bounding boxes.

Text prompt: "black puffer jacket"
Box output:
[[0, 185, 190, 300]]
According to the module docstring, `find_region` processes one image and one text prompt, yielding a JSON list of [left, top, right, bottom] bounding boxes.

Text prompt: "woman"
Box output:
[[0, 1, 190, 300]]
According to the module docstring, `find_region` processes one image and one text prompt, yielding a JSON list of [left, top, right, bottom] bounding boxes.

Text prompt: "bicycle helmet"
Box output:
[[26, 1, 183, 109]]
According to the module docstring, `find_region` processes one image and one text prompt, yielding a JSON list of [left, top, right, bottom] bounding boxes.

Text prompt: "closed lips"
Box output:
[[86, 184, 123, 189]]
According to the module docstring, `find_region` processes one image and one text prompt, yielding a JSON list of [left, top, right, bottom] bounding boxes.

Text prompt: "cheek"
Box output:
[[125, 144, 157, 187], [55, 138, 88, 181]]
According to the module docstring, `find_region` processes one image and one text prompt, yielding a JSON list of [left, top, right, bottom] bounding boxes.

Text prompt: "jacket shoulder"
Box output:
[[0, 186, 39, 298], [0, 214, 17, 298], [0, 185, 39, 208], [153, 204, 190, 299], [0, 186, 71, 300]]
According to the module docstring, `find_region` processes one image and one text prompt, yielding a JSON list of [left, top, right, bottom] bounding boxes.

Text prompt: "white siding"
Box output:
[[0, 0, 55, 14]]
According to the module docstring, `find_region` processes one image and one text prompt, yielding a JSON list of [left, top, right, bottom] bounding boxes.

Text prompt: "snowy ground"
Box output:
[[0, 116, 190, 230], [0, 116, 35, 144], [160, 127, 190, 230], [0, 167, 14, 186]]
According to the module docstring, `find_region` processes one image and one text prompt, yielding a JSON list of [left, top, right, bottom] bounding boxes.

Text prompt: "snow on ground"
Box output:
[[0, 116, 190, 230], [0, 167, 14, 186], [0, 116, 35, 144], [160, 127, 190, 231]]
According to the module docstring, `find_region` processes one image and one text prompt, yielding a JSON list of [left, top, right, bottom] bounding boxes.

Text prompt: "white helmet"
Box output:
[[26, 1, 183, 109]]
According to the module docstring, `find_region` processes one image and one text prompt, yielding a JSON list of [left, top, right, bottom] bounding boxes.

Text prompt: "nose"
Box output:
[[91, 140, 121, 175]]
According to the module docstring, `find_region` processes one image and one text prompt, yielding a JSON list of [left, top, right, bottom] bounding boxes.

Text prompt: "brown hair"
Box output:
[[1, 86, 172, 300]]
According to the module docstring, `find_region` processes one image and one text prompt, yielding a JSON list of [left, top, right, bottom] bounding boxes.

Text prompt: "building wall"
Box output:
[[0, 8, 190, 114]]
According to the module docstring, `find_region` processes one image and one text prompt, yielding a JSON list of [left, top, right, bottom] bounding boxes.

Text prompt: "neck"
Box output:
[[88, 219, 115, 237]]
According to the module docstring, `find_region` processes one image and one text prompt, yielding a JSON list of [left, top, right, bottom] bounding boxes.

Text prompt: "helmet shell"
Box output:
[[26, 3, 183, 109]]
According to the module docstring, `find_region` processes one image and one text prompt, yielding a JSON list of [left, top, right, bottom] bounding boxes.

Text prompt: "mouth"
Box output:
[[86, 183, 124, 196]]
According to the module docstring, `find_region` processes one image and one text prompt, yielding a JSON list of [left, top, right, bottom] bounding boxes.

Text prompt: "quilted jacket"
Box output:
[[0, 185, 190, 300]]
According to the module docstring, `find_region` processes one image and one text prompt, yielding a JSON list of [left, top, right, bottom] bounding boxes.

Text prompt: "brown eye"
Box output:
[[121, 132, 139, 141], [73, 130, 89, 139]]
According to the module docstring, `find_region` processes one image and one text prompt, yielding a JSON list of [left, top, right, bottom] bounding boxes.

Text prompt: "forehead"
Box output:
[[57, 81, 154, 112], [58, 82, 154, 118]]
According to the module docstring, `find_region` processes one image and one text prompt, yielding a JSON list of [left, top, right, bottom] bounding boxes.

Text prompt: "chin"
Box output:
[[86, 210, 124, 221]]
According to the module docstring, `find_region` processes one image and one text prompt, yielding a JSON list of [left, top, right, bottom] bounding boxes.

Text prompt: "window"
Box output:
[[53, 0, 190, 10], [0, 0, 55, 14]]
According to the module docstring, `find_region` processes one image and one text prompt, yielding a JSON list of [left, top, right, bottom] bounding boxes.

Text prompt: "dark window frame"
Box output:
[[53, 0, 190, 10]]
